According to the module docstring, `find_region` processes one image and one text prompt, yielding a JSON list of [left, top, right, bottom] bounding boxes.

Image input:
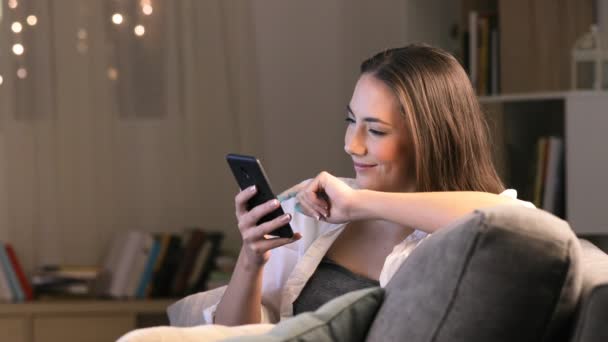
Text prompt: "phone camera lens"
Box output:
[[240, 167, 250, 179]]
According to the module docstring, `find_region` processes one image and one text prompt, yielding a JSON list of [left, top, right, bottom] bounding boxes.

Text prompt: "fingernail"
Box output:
[[249, 185, 257, 192], [272, 199, 280, 207], [282, 214, 291, 221], [315, 214, 321, 221]]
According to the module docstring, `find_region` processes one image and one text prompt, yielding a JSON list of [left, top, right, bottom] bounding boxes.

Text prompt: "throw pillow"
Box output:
[[224, 286, 384, 342], [366, 204, 582, 342]]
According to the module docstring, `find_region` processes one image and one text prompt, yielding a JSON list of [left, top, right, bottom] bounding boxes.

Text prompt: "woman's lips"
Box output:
[[354, 162, 377, 172]]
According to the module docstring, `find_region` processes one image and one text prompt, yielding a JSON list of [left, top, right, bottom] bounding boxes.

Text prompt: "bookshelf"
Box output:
[[461, 0, 593, 95], [461, 0, 605, 234], [0, 299, 172, 342], [0, 228, 235, 342], [480, 91, 608, 235]]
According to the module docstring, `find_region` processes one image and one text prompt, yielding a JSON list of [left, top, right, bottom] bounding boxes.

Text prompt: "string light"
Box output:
[[112, 13, 123, 25], [12, 43, 24, 55], [77, 28, 87, 40], [107, 67, 118, 80], [11, 21, 22, 33], [26, 15, 37, 26], [134, 25, 145, 36], [17, 68, 27, 79], [8, 0, 18, 10], [142, 4, 153, 15], [0, 75, 3, 86], [76, 29, 88, 54]]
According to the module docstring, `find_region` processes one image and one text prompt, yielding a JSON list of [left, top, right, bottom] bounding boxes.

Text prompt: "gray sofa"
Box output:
[[362, 205, 608, 342], [167, 204, 608, 342]]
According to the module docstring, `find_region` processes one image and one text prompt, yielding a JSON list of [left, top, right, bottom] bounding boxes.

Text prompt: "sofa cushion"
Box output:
[[569, 239, 608, 342], [224, 286, 384, 342], [366, 204, 582, 342]]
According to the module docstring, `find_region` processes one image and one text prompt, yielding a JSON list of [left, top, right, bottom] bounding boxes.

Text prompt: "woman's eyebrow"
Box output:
[[346, 104, 391, 125]]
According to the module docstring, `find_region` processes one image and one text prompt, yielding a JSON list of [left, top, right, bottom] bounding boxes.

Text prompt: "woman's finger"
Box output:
[[244, 213, 292, 241], [235, 185, 257, 217], [299, 176, 329, 217], [240, 198, 281, 230], [297, 193, 324, 220], [251, 233, 302, 253], [307, 189, 329, 217]]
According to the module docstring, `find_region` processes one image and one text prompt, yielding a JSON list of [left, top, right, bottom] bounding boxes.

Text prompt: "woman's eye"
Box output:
[[345, 117, 355, 124], [369, 129, 387, 136]]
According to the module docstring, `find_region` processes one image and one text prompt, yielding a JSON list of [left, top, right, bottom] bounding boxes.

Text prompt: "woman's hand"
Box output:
[[293, 172, 359, 224], [235, 186, 301, 269]]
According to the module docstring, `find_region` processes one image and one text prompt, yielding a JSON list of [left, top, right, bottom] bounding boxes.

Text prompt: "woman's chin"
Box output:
[[354, 177, 381, 191], [354, 177, 411, 193]]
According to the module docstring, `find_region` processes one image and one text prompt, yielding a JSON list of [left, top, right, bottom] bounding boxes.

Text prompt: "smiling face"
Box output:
[[345, 73, 414, 192]]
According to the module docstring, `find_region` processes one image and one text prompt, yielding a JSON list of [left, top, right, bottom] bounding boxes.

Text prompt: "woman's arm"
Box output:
[[215, 186, 300, 325], [295, 171, 518, 234], [350, 190, 515, 233], [214, 248, 264, 325]]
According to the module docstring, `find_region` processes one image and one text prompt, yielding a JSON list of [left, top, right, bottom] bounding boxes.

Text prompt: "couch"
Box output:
[[119, 204, 608, 341]]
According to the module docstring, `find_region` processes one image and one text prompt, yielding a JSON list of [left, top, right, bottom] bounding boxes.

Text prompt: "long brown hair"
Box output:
[[360, 44, 504, 193]]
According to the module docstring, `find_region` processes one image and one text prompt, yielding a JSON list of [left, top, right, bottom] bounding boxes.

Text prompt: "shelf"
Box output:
[[479, 90, 608, 104], [0, 299, 174, 315]]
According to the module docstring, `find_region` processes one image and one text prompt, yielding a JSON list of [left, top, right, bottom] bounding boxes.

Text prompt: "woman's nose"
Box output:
[[345, 130, 366, 156]]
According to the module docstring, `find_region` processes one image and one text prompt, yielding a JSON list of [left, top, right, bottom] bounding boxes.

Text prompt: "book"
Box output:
[[145, 233, 171, 297], [171, 229, 206, 296], [149, 234, 182, 297], [135, 236, 161, 298], [185, 235, 215, 292], [0, 252, 12, 302], [542, 137, 565, 216], [106, 231, 146, 298], [38, 265, 102, 280], [468, 11, 478, 91], [533, 137, 549, 207], [5, 244, 33, 300], [0, 242, 24, 302], [490, 26, 499, 95], [102, 233, 127, 296], [190, 232, 224, 294], [125, 233, 154, 298], [477, 15, 489, 96]]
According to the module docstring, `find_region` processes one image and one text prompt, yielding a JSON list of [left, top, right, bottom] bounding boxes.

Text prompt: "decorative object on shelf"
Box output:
[[571, 0, 608, 90], [571, 24, 608, 90]]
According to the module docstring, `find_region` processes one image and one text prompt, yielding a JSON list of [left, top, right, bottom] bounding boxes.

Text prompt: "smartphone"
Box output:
[[226, 153, 294, 238]]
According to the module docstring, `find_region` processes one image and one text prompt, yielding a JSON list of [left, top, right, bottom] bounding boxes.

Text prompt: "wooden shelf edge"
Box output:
[[0, 299, 177, 315], [479, 90, 608, 104]]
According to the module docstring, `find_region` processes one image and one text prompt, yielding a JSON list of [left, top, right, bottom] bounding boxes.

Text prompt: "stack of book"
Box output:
[[102, 228, 225, 299], [0, 241, 33, 302], [32, 265, 104, 299]]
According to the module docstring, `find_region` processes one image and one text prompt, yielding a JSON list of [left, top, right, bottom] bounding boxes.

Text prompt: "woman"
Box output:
[[208, 44, 532, 325]]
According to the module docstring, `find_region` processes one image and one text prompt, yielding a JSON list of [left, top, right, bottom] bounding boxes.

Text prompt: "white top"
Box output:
[[167, 182, 534, 325]]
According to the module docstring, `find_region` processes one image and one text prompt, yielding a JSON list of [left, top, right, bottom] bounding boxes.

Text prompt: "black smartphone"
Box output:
[[226, 153, 294, 238]]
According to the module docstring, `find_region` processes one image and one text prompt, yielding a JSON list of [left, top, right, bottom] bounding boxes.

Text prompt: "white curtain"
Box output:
[[0, 0, 260, 273]]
